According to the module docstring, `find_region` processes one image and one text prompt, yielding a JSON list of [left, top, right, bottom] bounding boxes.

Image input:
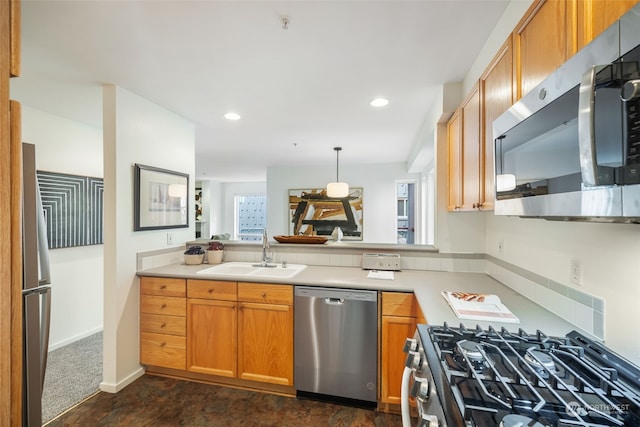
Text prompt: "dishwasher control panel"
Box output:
[[362, 253, 401, 271]]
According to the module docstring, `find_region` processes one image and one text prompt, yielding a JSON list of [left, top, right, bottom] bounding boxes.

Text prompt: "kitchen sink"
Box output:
[[196, 262, 307, 279]]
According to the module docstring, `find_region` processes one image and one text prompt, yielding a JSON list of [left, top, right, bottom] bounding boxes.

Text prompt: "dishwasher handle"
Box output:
[[324, 297, 345, 305]]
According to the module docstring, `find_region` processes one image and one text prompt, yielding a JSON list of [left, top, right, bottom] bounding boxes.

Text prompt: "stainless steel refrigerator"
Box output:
[[21, 142, 52, 427]]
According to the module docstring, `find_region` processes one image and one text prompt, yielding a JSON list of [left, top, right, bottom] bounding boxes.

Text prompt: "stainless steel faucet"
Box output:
[[261, 228, 271, 267]]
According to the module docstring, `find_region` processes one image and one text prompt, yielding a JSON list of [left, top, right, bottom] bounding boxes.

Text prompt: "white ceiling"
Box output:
[[11, 0, 510, 182]]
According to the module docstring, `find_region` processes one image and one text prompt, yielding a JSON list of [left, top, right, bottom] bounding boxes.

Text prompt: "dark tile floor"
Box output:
[[45, 375, 403, 426]]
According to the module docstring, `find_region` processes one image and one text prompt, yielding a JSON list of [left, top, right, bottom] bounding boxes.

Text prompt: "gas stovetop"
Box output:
[[419, 323, 640, 427]]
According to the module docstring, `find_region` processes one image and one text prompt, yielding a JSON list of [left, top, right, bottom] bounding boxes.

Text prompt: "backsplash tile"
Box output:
[[485, 255, 604, 340]]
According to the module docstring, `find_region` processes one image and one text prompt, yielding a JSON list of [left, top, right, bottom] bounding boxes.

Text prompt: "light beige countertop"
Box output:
[[138, 262, 584, 339]]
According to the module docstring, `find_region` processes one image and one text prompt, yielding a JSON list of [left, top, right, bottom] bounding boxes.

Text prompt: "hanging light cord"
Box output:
[[334, 146, 342, 181]]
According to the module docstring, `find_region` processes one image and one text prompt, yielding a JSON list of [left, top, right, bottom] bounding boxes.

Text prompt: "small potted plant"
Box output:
[[207, 241, 224, 264], [184, 245, 205, 265]]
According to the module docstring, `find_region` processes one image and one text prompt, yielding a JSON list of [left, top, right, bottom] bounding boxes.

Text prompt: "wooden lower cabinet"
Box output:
[[380, 315, 418, 406], [140, 276, 426, 407], [237, 283, 294, 386], [379, 292, 425, 410], [139, 277, 187, 370], [141, 277, 294, 390], [186, 279, 237, 377], [187, 298, 237, 377]]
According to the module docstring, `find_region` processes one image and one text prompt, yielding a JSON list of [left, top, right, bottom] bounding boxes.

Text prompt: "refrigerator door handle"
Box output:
[[35, 181, 51, 286], [39, 285, 52, 392]]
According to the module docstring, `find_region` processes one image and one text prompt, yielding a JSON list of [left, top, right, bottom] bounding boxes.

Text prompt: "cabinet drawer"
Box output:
[[187, 279, 237, 301], [140, 276, 186, 297], [382, 292, 420, 317], [141, 295, 186, 316], [140, 332, 186, 370], [140, 313, 186, 336], [238, 283, 293, 305]]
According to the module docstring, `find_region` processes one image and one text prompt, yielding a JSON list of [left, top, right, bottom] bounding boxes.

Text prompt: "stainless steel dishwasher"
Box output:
[[294, 286, 377, 403]]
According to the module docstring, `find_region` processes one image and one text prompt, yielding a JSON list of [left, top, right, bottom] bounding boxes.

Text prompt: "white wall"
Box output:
[[21, 106, 104, 349], [267, 162, 420, 243], [102, 85, 195, 392]]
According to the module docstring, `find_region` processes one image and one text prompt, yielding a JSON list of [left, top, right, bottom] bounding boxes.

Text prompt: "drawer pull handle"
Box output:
[[261, 292, 267, 298], [160, 342, 166, 348], [161, 304, 167, 309], [160, 285, 166, 290], [160, 323, 166, 328], [208, 288, 214, 293]]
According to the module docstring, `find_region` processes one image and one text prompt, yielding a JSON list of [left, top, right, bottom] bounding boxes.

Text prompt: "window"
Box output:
[[234, 194, 266, 241]]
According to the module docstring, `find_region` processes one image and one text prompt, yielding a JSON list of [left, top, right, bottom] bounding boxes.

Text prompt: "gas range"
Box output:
[[410, 323, 640, 427]]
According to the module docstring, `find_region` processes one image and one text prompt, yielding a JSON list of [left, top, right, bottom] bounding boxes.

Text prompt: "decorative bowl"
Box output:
[[273, 235, 328, 244]]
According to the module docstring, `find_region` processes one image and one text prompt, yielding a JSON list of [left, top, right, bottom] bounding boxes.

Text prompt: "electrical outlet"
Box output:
[[498, 239, 504, 255], [167, 233, 173, 245], [570, 258, 581, 286]]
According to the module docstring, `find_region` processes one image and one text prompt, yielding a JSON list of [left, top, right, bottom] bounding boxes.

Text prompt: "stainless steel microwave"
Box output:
[[493, 3, 640, 223]]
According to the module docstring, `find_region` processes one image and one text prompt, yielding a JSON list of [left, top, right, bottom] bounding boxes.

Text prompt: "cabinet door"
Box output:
[[187, 298, 237, 377], [480, 37, 514, 211], [577, 0, 638, 50], [238, 302, 293, 386], [515, 0, 570, 99], [461, 84, 481, 211], [447, 109, 462, 211], [380, 315, 417, 405]]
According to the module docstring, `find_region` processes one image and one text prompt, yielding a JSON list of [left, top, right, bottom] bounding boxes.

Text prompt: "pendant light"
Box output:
[[326, 147, 349, 198]]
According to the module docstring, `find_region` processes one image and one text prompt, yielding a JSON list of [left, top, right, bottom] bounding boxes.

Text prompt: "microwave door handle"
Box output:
[[578, 65, 607, 186]]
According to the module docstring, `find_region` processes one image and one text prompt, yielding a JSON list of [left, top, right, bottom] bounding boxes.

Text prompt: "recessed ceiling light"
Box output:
[[224, 112, 241, 120], [370, 98, 389, 107]]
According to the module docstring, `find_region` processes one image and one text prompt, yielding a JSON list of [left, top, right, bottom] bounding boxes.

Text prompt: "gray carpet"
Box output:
[[42, 331, 103, 424]]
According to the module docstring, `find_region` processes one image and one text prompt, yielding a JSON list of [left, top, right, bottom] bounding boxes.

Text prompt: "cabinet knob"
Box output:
[[160, 323, 166, 328], [261, 292, 267, 298], [160, 285, 166, 290], [160, 342, 166, 348], [160, 303, 166, 309], [208, 288, 214, 294]]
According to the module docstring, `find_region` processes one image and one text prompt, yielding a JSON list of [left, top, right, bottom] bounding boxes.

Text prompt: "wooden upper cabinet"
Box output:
[[576, 0, 639, 51], [461, 84, 481, 211], [514, 0, 571, 99], [447, 85, 481, 211], [447, 83, 483, 212], [10, 0, 20, 77], [480, 37, 514, 211], [447, 109, 462, 211]]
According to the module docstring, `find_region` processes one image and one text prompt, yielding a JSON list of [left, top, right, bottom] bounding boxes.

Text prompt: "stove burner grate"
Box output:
[[426, 323, 640, 427]]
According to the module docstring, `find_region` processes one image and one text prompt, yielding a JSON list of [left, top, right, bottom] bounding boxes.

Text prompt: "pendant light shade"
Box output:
[[327, 147, 349, 198]]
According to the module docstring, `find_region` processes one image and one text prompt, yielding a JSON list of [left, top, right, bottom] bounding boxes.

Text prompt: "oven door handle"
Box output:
[[401, 366, 413, 427]]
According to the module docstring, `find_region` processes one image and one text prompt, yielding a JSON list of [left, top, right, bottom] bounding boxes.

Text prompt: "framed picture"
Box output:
[[134, 164, 189, 231], [288, 188, 363, 240]]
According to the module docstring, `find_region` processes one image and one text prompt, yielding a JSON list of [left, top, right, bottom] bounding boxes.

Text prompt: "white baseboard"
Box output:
[[99, 367, 145, 394], [48, 326, 104, 352]]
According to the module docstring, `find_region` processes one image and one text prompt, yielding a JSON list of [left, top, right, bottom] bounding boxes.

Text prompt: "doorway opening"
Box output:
[[396, 181, 417, 244]]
